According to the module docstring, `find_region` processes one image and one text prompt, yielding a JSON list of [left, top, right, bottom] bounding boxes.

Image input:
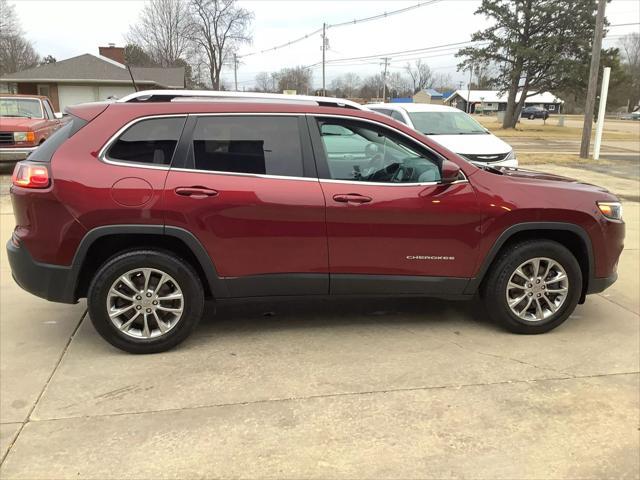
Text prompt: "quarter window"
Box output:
[[191, 116, 303, 177], [317, 119, 441, 184], [106, 117, 186, 166], [390, 110, 406, 124]]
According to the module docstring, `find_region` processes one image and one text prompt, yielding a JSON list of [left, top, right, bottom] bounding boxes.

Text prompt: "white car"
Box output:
[[366, 103, 517, 168]]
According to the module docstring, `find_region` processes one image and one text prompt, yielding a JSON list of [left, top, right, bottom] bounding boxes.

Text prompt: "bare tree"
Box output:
[[0, 0, 40, 75], [273, 66, 312, 94], [254, 71, 277, 92], [190, 0, 253, 90], [405, 60, 433, 93], [432, 72, 454, 92], [619, 33, 640, 111], [126, 0, 194, 67], [330, 73, 361, 97], [387, 72, 413, 97]]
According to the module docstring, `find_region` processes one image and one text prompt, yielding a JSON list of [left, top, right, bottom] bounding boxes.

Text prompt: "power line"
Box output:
[[238, 1, 442, 58]]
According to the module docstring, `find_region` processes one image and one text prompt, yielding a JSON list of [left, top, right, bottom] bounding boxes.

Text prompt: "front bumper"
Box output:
[[6, 239, 77, 304], [0, 146, 37, 163], [586, 272, 618, 295]]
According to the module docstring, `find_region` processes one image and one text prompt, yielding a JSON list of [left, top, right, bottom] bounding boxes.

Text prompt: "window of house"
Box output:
[[106, 117, 186, 166], [191, 116, 303, 177], [317, 118, 441, 184]]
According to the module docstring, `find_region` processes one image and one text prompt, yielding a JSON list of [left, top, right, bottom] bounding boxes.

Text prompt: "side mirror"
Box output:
[[54, 112, 63, 119], [441, 159, 461, 184]]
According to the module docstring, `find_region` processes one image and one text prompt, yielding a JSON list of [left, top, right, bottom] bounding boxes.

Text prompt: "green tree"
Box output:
[[458, 0, 599, 128]]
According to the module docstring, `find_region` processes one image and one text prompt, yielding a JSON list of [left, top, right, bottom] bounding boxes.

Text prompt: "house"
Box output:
[[445, 89, 563, 114], [0, 46, 185, 112], [413, 88, 444, 104]]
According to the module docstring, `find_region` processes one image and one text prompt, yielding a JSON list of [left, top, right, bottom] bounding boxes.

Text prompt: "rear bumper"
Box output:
[[586, 273, 618, 294], [0, 146, 37, 162], [6, 239, 77, 304]]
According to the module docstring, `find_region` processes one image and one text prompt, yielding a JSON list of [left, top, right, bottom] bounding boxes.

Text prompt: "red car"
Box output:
[[0, 94, 64, 163], [6, 91, 625, 353]]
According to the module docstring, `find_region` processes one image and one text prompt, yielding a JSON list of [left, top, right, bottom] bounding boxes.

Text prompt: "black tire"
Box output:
[[529, 114, 535, 120], [481, 240, 582, 334], [88, 250, 204, 353]]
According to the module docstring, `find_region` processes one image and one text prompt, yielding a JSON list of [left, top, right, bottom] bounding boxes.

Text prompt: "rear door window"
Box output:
[[391, 110, 406, 124], [190, 116, 303, 177], [106, 116, 186, 166]]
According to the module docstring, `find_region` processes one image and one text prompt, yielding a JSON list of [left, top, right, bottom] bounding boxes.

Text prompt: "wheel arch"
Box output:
[[72, 225, 228, 300], [466, 222, 593, 299]]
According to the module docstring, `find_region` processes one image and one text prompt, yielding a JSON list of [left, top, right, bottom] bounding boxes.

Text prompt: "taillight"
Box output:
[[12, 163, 50, 188]]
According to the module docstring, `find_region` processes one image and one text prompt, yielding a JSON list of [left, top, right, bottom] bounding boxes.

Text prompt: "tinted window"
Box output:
[[371, 108, 393, 117], [191, 116, 303, 176], [391, 110, 406, 124], [28, 115, 88, 163], [107, 117, 185, 165], [318, 119, 441, 184]]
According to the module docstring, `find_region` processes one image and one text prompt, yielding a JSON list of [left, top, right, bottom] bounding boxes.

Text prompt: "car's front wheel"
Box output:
[[88, 250, 204, 353], [482, 240, 582, 334], [529, 114, 535, 120]]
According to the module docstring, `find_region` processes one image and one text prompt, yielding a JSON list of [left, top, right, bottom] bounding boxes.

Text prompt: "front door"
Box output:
[[164, 114, 328, 297], [309, 116, 480, 295]]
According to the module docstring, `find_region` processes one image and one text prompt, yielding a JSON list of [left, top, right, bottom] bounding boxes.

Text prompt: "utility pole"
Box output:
[[580, 0, 607, 158], [381, 57, 390, 102], [233, 53, 239, 91], [321, 23, 327, 96]]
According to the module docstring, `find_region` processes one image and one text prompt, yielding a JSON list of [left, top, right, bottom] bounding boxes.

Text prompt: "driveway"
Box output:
[[0, 171, 638, 479]]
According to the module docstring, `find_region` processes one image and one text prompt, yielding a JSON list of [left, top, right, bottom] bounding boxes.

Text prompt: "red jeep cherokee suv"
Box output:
[[7, 91, 624, 353]]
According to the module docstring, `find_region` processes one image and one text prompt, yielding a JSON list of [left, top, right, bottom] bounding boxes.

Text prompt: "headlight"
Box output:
[[597, 201, 623, 221], [504, 150, 516, 160], [13, 132, 35, 142]]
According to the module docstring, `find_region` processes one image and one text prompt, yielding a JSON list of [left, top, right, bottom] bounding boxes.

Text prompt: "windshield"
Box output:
[[0, 98, 43, 119], [408, 111, 487, 135]]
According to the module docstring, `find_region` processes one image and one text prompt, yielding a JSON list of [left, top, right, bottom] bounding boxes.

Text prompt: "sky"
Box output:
[[10, 0, 640, 90]]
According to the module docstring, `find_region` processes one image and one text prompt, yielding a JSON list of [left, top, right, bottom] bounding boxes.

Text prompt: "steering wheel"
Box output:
[[390, 164, 410, 183]]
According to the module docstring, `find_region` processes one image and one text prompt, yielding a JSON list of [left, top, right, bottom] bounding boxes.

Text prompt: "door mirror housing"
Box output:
[[54, 112, 63, 119], [441, 159, 461, 184]]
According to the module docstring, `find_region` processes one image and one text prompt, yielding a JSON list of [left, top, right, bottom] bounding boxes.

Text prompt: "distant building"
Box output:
[[0, 46, 185, 111], [445, 89, 563, 114], [390, 97, 413, 103], [413, 88, 444, 104]]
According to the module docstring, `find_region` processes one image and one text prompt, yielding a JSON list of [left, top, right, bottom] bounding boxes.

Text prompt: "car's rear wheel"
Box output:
[[529, 114, 535, 120], [88, 250, 204, 353], [482, 240, 582, 334]]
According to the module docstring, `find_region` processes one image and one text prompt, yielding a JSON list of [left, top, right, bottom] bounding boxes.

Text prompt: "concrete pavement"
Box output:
[[0, 172, 638, 478]]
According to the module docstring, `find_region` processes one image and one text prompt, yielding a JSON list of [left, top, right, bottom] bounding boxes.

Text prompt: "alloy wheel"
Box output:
[[505, 257, 569, 322], [106, 268, 184, 339]]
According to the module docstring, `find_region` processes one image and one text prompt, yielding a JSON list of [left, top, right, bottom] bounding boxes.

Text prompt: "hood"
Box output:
[[426, 132, 513, 156], [0, 117, 45, 131], [498, 167, 612, 194]]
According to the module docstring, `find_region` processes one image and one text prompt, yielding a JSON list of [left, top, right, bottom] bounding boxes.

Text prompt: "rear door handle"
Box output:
[[175, 186, 218, 198], [333, 193, 372, 204]]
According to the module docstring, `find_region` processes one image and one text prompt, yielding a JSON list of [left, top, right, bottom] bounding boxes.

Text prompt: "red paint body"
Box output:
[[9, 101, 625, 299]]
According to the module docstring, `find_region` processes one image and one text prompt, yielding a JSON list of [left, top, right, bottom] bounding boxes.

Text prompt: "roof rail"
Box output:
[[117, 89, 365, 110]]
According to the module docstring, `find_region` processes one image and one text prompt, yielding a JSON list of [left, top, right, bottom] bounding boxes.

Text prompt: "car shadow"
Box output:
[[195, 296, 500, 337]]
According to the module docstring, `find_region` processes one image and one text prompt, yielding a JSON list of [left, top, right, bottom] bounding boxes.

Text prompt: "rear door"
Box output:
[[163, 114, 329, 297]]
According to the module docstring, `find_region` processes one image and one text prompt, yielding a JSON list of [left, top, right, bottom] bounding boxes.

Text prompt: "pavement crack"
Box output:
[[25, 371, 639, 425], [0, 309, 87, 466]]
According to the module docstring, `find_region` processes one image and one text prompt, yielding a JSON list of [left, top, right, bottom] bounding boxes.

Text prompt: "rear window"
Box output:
[[106, 117, 186, 166], [27, 115, 87, 163], [190, 116, 303, 177]]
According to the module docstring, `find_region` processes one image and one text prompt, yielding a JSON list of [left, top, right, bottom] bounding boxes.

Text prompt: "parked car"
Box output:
[[621, 111, 640, 121], [0, 94, 65, 163], [7, 90, 624, 353], [521, 106, 550, 120], [367, 103, 517, 168]]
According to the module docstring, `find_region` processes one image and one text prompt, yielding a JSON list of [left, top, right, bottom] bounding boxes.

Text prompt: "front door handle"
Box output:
[[333, 193, 372, 204], [175, 186, 218, 199]]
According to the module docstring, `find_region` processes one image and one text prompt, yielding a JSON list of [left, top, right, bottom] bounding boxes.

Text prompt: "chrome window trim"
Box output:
[[307, 113, 469, 187], [97, 114, 188, 170], [169, 167, 319, 182]]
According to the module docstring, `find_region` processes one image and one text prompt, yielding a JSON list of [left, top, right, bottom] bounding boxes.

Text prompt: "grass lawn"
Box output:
[[474, 116, 637, 141]]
